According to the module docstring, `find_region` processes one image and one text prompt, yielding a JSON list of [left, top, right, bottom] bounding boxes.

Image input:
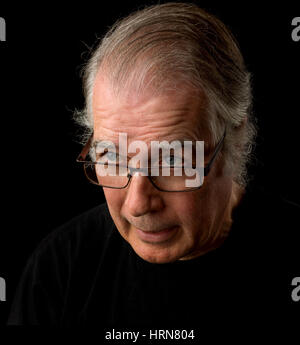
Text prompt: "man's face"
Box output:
[[92, 74, 234, 264]]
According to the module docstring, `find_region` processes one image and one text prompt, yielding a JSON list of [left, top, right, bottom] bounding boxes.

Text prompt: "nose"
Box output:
[[125, 173, 164, 217]]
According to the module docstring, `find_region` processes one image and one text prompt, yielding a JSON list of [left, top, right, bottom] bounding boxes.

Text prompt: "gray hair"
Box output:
[[73, 2, 257, 187]]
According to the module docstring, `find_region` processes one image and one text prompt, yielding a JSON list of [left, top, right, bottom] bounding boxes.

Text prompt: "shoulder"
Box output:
[[238, 183, 300, 221], [238, 183, 300, 258], [7, 203, 118, 325], [250, 184, 300, 224], [36, 203, 113, 253], [25, 202, 117, 278]]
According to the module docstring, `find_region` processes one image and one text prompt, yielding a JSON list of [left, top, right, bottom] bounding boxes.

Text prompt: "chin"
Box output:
[[130, 239, 186, 264]]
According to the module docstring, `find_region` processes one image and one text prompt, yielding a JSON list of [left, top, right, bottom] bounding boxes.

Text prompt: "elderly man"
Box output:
[[8, 2, 299, 331]]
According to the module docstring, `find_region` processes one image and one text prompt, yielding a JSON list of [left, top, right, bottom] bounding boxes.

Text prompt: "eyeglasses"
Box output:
[[76, 129, 226, 192]]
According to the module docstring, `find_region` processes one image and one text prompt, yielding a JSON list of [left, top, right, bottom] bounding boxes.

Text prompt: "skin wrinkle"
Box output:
[[92, 73, 244, 264], [93, 74, 213, 153], [94, 121, 213, 161], [94, 112, 206, 148]]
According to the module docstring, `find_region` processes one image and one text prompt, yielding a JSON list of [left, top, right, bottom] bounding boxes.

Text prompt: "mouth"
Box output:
[[135, 226, 179, 243]]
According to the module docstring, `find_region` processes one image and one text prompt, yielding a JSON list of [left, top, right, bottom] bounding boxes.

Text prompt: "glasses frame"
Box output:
[[76, 129, 226, 192]]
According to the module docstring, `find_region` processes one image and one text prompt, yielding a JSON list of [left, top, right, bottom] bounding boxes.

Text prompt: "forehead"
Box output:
[[92, 73, 210, 143]]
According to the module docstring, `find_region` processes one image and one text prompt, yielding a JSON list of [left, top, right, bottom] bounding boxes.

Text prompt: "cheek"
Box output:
[[171, 193, 208, 226], [173, 187, 219, 234], [103, 189, 125, 211], [103, 189, 130, 232]]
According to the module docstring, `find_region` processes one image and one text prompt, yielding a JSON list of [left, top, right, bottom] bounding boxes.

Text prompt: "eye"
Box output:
[[106, 151, 118, 162], [97, 151, 119, 163], [163, 155, 182, 166]]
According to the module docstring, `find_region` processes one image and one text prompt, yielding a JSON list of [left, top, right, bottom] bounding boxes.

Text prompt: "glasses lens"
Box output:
[[151, 166, 204, 191], [83, 163, 204, 191], [84, 163, 129, 188]]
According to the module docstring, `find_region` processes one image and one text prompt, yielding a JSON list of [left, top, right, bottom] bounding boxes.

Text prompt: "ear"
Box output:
[[240, 117, 247, 127], [234, 117, 247, 130]]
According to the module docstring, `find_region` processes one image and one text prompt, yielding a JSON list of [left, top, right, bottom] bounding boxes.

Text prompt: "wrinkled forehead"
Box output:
[[92, 72, 212, 147]]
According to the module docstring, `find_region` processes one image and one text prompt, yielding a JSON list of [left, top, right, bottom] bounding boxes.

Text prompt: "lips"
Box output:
[[138, 227, 173, 233], [135, 226, 178, 243]]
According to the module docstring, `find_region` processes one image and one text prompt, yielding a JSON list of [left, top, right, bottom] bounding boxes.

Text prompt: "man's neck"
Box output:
[[178, 181, 245, 261]]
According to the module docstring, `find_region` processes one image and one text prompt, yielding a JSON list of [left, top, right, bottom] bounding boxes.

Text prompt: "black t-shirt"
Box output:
[[7, 184, 300, 333]]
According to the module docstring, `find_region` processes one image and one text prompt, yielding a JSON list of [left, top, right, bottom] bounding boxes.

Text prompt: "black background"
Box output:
[[0, 0, 299, 326]]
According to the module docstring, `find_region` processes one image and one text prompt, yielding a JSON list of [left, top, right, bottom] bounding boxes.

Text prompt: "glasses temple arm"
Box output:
[[204, 129, 226, 176], [76, 132, 94, 162]]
